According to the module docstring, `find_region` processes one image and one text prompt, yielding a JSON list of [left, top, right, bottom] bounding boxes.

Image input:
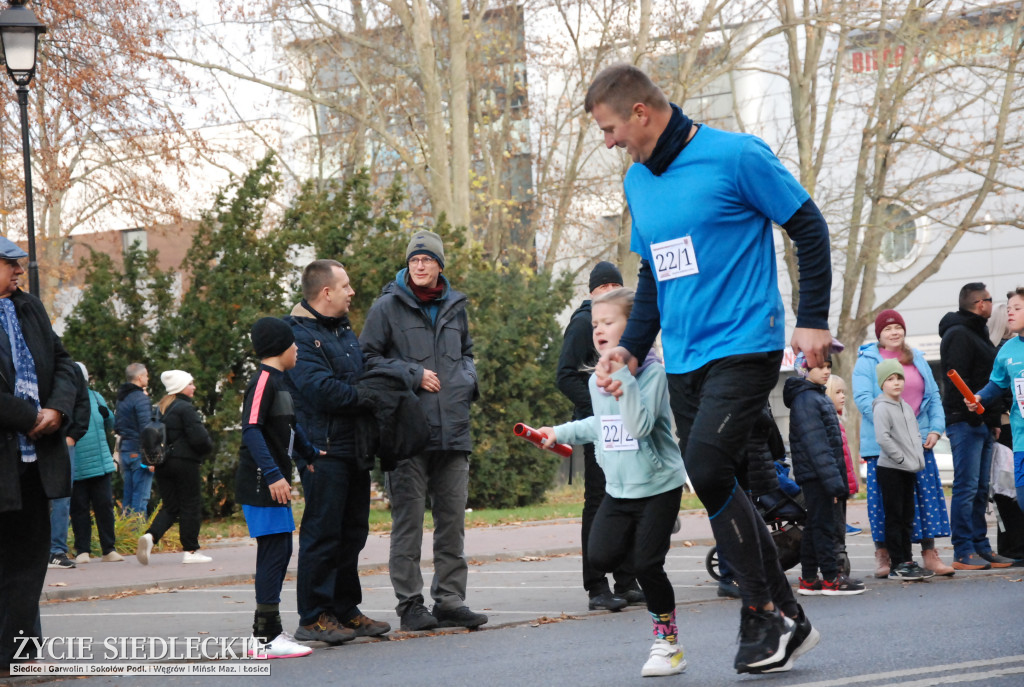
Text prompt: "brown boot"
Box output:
[[874, 548, 890, 578], [922, 548, 955, 576]]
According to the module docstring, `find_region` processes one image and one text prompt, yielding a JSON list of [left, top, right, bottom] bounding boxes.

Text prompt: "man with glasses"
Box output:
[[939, 282, 1015, 569], [361, 230, 485, 631], [0, 237, 77, 676]]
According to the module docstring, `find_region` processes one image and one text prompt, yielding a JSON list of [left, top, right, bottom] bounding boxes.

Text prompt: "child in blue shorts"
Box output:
[[236, 317, 320, 658]]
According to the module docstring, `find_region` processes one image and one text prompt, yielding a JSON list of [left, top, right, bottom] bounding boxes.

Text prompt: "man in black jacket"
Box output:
[[361, 230, 484, 631], [285, 259, 390, 644], [939, 282, 1015, 570], [47, 362, 90, 569], [0, 236, 77, 676], [555, 261, 641, 611]]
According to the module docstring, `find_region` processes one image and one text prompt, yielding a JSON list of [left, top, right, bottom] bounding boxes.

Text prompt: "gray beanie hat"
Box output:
[[406, 230, 445, 269]]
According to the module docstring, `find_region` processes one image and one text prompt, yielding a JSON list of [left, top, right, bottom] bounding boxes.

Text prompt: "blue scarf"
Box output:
[[0, 297, 40, 462]]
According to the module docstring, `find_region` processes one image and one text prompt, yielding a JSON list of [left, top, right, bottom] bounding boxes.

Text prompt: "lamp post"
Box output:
[[0, 0, 46, 296]]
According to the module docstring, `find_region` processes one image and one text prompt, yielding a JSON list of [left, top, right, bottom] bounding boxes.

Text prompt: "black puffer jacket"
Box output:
[[163, 395, 213, 463], [939, 309, 1002, 427], [783, 377, 848, 498]]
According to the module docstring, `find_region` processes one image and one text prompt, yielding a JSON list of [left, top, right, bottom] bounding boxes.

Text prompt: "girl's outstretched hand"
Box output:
[[538, 426, 558, 448]]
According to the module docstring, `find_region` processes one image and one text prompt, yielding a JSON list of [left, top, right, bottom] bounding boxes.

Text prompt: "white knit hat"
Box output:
[[161, 370, 193, 395]]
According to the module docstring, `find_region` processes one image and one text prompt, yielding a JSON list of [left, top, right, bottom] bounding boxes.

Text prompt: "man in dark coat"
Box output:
[[0, 236, 77, 676], [360, 230, 485, 631], [555, 261, 641, 611], [939, 282, 1015, 569], [115, 362, 153, 516], [285, 259, 390, 644]]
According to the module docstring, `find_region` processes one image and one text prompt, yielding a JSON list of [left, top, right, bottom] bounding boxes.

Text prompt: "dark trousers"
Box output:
[[834, 498, 848, 556], [297, 459, 370, 626], [148, 458, 202, 552], [588, 487, 682, 615], [668, 351, 796, 611], [71, 473, 117, 556], [877, 465, 916, 565], [581, 442, 636, 596], [255, 532, 293, 605], [0, 463, 50, 669], [799, 480, 838, 580]]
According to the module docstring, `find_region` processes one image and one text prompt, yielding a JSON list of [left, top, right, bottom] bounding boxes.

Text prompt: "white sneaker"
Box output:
[[182, 551, 212, 564], [641, 638, 687, 677], [136, 533, 153, 566], [248, 632, 313, 659], [74, 552, 91, 564], [102, 551, 125, 562]]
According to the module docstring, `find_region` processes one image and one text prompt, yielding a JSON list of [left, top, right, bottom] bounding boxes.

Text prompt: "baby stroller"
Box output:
[[705, 481, 806, 580]]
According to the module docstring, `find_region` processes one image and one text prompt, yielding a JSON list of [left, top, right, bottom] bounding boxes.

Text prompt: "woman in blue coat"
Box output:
[[853, 310, 953, 578]]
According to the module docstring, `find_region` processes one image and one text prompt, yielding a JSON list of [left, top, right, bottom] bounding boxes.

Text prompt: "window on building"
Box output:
[[878, 203, 921, 271], [122, 228, 147, 253]]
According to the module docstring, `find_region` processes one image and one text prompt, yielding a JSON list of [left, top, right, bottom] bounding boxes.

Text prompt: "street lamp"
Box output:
[[0, 0, 46, 296]]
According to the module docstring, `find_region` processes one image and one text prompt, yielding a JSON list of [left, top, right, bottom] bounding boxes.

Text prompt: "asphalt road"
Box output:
[[9, 535, 1023, 687]]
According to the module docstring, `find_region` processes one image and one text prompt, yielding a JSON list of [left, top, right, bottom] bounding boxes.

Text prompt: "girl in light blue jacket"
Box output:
[[540, 288, 687, 678]]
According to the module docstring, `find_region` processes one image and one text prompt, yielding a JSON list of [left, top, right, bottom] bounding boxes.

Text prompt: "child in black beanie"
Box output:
[[237, 317, 322, 658]]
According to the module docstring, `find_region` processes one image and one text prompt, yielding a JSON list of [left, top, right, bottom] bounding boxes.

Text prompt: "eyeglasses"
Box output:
[[408, 256, 437, 266], [974, 298, 994, 304]]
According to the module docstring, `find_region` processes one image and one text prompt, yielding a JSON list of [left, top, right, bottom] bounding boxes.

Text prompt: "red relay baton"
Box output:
[[513, 423, 573, 458], [947, 370, 984, 415]]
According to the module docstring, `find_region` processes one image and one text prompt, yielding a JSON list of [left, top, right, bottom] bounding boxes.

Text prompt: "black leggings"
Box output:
[[255, 532, 293, 605], [581, 441, 636, 596], [587, 487, 682, 615], [668, 351, 796, 612]]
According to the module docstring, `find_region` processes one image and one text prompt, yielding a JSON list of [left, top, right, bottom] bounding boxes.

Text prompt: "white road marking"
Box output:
[[779, 655, 1024, 687]]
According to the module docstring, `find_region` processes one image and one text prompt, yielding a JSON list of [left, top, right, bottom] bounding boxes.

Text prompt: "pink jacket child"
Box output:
[[826, 375, 859, 496]]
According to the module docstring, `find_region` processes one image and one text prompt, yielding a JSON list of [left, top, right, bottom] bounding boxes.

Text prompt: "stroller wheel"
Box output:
[[705, 546, 722, 581]]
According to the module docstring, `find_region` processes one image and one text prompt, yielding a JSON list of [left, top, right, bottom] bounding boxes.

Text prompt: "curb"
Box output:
[[40, 537, 719, 604]]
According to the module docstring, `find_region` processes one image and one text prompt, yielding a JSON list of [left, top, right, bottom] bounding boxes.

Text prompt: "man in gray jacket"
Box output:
[[360, 230, 485, 631]]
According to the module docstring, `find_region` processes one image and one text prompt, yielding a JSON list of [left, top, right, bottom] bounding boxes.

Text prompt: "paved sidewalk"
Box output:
[[41, 501, 878, 603]]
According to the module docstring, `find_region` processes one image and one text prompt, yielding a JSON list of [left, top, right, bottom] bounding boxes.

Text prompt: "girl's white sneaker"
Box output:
[[182, 551, 212, 564], [249, 632, 313, 659], [641, 638, 687, 677], [136, 533, 153, 565]]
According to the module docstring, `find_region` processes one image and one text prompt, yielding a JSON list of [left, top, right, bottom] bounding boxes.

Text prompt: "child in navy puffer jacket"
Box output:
[[783, 345, 866, 597]]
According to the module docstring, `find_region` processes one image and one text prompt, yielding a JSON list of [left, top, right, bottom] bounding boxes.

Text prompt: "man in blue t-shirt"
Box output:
[[585, 64, 833, 676]]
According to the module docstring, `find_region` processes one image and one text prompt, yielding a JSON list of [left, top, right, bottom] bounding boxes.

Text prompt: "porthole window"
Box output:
[[878, 203, 922, 272]]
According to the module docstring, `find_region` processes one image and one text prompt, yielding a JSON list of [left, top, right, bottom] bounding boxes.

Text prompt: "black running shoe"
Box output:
[[734, 606, 794, 673], [748, 605, 820, 674]]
